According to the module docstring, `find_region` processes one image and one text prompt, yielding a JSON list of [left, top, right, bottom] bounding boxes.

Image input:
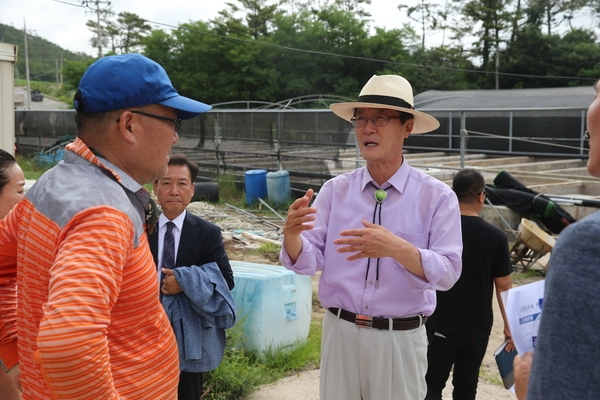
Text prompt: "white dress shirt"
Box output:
[[156, 210, 186, 285]]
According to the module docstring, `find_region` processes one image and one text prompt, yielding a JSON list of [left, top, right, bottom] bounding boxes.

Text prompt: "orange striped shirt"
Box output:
[[0, 241, 18, 370], [0, 138, 179, 399]]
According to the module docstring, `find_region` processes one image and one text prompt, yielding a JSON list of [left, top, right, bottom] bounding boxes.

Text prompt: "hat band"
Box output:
[[356, 95, 414, 110]]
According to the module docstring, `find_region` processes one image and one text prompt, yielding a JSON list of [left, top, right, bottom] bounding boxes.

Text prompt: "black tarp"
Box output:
[[485, 171, 576, 234]]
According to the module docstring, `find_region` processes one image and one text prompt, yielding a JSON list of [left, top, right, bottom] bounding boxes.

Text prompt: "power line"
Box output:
[[55, 0, 597, 82], [81, 0, 111, 57]]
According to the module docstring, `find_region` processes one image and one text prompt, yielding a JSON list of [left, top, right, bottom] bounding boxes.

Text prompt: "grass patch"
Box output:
[[479, 364, 503, 386], [217, 173, 244, 207], [511, 268, 545, 284], [204, 321, 321, 399], [15, 79, 75, 106], [17, 154, 55, 180], [249, 242, 281, 257]]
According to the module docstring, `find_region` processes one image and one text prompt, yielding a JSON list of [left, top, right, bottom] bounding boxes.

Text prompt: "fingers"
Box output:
[[304, 188, 314, 207], [284, 189, 317, 237], [335, 223, 398, 261], [505, 339, 515, 352], [161, 273, 174, 293], [161, 272, 182, 295], [283, 213, 316, 236], [361, 220, 376, 228], [289, 188, 314, 211]]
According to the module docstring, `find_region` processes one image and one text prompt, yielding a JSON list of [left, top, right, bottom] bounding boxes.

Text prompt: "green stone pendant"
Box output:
[[374, 189, 387, 203]]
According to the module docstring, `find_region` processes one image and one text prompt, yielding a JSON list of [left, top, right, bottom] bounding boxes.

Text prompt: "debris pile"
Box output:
[[185, 201, 284, 252]]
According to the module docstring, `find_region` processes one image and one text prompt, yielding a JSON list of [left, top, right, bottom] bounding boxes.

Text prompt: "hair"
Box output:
[[74, 110, 122, 136], [74, 88, 154, 136], [452, 168, 485, 204], [167, 153, 199, 182], [398, 111, 414, 124], [0, 149, 17, 194]]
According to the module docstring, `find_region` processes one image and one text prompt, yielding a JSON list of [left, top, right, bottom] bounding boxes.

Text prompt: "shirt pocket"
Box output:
[[394, 230, 429, 249], [389, 230, 429, 271]]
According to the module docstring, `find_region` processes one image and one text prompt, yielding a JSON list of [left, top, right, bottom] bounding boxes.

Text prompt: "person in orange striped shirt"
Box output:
[[0, 53, 212, 399], [0, 148, 25, 400]]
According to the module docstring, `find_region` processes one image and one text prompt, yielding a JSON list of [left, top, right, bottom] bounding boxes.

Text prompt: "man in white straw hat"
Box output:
[[280, 74, 463, 399]]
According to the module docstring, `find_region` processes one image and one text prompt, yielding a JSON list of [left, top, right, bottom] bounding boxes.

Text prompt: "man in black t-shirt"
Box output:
[[425, 168, 513, 400]]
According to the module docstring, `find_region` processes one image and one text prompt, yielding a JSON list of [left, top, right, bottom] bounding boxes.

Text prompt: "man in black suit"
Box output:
[[149, 154, 235, 400]]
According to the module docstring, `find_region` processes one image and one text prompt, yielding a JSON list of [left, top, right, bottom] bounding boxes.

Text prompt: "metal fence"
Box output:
[[14, 107, 590, 189]]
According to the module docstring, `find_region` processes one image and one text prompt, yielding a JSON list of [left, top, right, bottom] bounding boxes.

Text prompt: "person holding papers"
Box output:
[[514, 78, 600, 399], [425, 168, 513, 400]]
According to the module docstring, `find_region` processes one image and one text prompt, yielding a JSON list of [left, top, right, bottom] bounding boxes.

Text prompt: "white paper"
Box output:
[[502, 279, 545, 356]]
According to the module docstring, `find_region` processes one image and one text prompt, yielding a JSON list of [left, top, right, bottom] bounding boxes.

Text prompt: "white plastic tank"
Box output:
[[230, 261, 312, 353]]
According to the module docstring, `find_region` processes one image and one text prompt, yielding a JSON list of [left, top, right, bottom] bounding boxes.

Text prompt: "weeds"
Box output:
[[15, 79, 75, 106], [512, 268, 545, 284], [204, 322, 321, 399], [217, 173, 244, 207], [249, 242, 281, 256], [16, 154, 55, 180], [480, 364, 503, 387]]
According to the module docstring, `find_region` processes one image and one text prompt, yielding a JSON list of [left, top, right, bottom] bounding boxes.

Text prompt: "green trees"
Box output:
[[47, 0, 600, 106], [85, 8, 152, 56]]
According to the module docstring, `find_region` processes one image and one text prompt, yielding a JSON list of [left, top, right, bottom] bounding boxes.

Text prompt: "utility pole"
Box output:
[[23, 17, 31, 110], [495, 32, 500, 90], [82, 0, 111, 58]]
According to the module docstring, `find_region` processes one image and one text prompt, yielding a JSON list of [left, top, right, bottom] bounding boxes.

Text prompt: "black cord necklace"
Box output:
[[365, 182, 391, 288]]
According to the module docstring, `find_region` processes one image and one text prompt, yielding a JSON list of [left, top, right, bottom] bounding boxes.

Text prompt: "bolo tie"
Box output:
[[365, 182, 391, 288]]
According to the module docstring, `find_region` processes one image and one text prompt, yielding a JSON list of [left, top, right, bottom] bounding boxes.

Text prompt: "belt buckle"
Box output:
[[355, 314, 373, 328]]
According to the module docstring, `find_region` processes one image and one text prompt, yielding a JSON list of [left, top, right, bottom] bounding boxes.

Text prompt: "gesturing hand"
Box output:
[[334, 220, 397, 260], [282, 188, 316, 263], [283, 188, 316, 238]]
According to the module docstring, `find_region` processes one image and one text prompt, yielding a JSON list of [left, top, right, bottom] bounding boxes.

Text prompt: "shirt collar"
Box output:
[[65, 137, 155, 233], [361, 157, 411, 193], [66, 137, 143, 193], [158, 209, 186, 231]]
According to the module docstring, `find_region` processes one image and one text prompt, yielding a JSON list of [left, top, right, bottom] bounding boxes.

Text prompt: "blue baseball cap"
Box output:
[[74, 53, 211, 119]]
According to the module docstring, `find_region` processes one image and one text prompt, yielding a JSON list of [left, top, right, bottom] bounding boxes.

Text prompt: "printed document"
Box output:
[[501, 279, 545, 356]]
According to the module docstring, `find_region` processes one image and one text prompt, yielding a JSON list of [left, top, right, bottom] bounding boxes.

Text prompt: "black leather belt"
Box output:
[[328, 307, 427, 331]]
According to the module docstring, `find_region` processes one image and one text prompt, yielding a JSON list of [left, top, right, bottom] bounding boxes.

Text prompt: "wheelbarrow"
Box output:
[[510, 218, 556, 270]]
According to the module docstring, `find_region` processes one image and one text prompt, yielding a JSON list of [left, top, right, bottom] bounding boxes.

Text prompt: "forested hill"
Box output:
[[0, 23, 92, 82]]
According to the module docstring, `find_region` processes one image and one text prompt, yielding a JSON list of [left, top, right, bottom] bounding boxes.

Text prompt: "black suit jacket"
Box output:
[[149, 211, 234, 290]]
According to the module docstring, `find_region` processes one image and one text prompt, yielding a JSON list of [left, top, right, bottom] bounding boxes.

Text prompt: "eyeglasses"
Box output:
[[116, 110, 181, 132], [585, 130, 590, 140], [350, 116, 400, 128]]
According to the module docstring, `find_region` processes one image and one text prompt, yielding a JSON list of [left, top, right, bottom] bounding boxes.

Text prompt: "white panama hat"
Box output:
[[330, 75, 440, 134]]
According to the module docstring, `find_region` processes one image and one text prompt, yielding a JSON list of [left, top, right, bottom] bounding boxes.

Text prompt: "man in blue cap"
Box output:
[[0, 53, 209, 399]]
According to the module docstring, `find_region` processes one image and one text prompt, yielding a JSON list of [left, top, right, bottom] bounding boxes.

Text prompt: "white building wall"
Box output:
[[0, 43, 17, 156]]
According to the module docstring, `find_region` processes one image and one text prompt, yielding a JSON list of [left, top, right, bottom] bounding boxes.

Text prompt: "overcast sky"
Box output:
[[0, 0, 432, 56]]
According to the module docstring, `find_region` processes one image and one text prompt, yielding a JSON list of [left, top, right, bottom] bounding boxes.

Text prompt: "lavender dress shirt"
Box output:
[[280, 160, 462, 319]]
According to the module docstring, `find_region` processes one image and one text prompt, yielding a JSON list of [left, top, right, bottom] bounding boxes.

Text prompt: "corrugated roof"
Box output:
[[414, 86, 596, 110]]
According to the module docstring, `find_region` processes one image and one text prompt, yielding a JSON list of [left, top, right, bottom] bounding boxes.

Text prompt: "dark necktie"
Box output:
[[161, 222, 176, 282]]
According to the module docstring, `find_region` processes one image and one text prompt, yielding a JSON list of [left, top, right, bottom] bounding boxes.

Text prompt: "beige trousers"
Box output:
[[320, 309, 428, 400]]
